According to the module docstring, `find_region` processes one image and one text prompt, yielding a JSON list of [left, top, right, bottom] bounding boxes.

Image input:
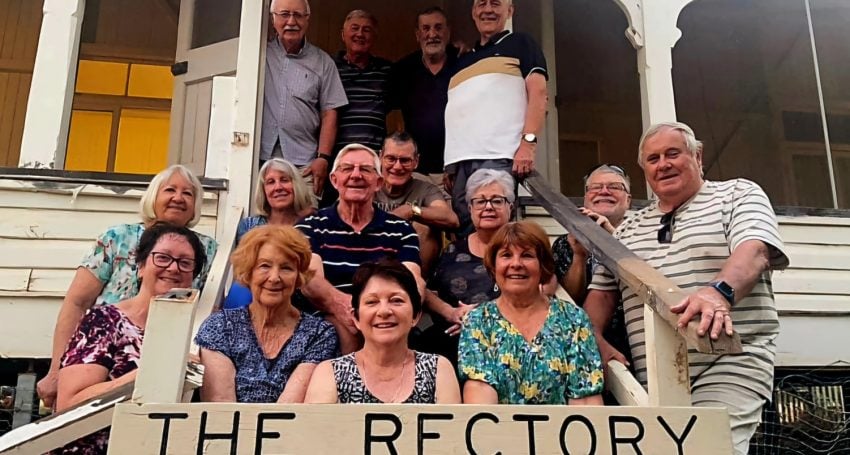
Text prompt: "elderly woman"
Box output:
[[459, 221, 604, 405], [55, 223, 207, 454], [418, 169, 515, 362], [38, 165, 218, 407], [196, 225, 338, 403], [225, 158, 315, 309], [305, 259, 460, 403]]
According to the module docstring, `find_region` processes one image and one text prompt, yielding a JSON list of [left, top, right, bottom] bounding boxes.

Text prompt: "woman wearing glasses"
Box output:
[[419, 169, 514, 363], [196, 225, 338, 403], [54, 223, 207, 454]]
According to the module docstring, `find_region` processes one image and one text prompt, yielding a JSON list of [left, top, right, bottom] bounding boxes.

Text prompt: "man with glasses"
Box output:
[[376, 132, 459, 275], [296, 143, 424, 354], [262, 0, 347, 204], [584, 122, 789, 454]]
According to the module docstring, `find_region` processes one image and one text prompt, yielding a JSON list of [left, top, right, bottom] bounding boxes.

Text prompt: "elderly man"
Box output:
[[262, 0, 347, 201], [376, 132, 459, 275], [443, 0, 548, 234], [389, 7, 458, 183], [296, 144, 424, 353], [584, 122, 789, 454]]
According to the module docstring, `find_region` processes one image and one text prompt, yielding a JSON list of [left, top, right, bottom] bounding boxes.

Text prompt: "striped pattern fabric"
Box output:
[[589, 179, 790, 399], [334, 53, 393, 152], [295, 204, 420, 294]]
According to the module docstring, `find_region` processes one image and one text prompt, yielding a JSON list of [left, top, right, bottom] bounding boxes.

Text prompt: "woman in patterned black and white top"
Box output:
[[305, 259, 460, 404]]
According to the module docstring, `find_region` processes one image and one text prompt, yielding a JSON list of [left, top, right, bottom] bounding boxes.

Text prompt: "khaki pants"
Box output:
[[692, 382, 766, 455]]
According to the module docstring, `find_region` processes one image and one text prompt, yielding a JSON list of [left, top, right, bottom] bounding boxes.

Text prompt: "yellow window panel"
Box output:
[[114, 109, 170, 175], [65, 110, 112, 172], [75, 60, 128, 96], [127, 64, 174, 99]]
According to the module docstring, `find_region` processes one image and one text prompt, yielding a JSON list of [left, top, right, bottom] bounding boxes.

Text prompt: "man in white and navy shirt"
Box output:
[[443, 0, 548, 235], [585, 121, 790, 455]]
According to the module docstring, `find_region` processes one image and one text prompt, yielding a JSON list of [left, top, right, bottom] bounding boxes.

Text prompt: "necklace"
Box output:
[[358, 351, 410, 403]]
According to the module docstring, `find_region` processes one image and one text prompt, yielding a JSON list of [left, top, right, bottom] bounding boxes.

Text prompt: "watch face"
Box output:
[[523, 133, 537, 143]]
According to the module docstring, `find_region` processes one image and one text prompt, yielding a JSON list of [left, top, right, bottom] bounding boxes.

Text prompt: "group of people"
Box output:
[[31, 1, 789, 454]]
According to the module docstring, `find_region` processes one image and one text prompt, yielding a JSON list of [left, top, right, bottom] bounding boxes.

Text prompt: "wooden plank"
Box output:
[[773, 269, 850, 295], [0, 295, 61, 358], [8, 71, 29, 165], [644, 307, 691, 406], [782, 243, 850, 271], [11, 373, 35, 428], [27, 269, 76, 293], [606, 360, 649, 406], [775, 315, 850, 367], [108, 403, 733, 455], [779, 223, 850, 246], [775, 293, 850, 315], [0, 238, 89, 269], [523, 173, 742, 355], [777, 215, 850, 227], [0, 269, 30, 292]]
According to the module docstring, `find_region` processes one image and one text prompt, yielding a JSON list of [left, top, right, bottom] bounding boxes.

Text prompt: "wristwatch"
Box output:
[[522, 133, 538, 144], [708, 281, 735, 305], [315, 153, 332, 163], [409, 202, 423, 219]]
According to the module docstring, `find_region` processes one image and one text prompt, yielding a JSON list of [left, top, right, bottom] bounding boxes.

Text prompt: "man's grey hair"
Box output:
[[332, 143, 382, 175], [465, 169, 516, 206], [254, 158, 313, 217], [344, 9, 377, 28], [637, 121, 702, 167], [270, 0, 311, 14], [382, 131, 418, 156], [584, 165, 631, 193]]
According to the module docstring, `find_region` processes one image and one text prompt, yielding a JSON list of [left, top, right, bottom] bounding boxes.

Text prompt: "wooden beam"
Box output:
[[606, 360, 649, 406], [523, 172, 742, 355], [644, 307, 691, 406]]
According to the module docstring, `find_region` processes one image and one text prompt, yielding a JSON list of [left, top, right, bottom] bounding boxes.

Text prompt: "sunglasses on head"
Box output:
[[584, 163, 626, 180], [658, 211, 675, 244]]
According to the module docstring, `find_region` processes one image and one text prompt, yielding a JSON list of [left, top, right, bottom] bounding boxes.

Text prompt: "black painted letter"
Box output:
[[657, 415, 697, 455], [254, 412, 296, 455], [513, 414, 550, 455], [148, 412, 188, 455], [197, 411, 240, 455], [365, 413, 402, 455], [608, 416, 645, 455], [417, 413, 453, 455], [465, 412, 501, 455], [559, 415, 597, 455]]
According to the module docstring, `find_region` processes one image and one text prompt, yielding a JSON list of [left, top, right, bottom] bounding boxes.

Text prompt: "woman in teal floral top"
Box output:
[[37, 165, 218, 408], [458, 221, 604, 405]]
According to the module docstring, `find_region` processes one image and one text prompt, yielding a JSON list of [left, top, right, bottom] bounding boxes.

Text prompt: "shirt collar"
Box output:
[[474, 30, 511, 51]]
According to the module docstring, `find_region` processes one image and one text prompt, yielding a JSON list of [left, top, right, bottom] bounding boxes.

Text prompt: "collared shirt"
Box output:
[[589, 179, 790, 400], [389, 47, 458, 174], [374, 177, 446, 213], [334, 52, 393, 152], [294, 203, 420, 293], [262, 39, 348, 164], [444, 30, 548, 167]]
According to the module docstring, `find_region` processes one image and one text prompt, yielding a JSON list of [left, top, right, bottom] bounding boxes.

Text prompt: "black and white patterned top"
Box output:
[[332, 351, 438, 403]]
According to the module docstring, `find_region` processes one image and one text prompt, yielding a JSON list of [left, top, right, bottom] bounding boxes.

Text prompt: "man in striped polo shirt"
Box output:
[[296, 144, 424, 354], [585, 122, 789, 454]]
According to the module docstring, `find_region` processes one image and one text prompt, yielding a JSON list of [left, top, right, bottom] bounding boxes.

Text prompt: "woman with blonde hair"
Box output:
[[236, 158, 315, 242]]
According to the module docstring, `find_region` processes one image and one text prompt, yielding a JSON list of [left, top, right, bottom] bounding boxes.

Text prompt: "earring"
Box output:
[[493, 283, 499, 293]]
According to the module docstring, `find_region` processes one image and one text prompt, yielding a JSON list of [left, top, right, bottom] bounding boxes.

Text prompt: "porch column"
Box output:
[[538, 0, 560, 189], [18, 0, 85, 169]]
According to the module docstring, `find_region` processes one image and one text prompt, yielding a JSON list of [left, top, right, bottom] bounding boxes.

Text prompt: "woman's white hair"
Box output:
[[464, 169, 516, 206], [139, 164, 204, 228], [331, 143, 382, 175], [254, 158, 313, 217]]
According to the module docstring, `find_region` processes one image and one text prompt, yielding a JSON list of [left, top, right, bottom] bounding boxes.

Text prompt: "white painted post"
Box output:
[[18, 0, 86, 169], [644, 306, 691, 406], [204, 77, 237, 179], [538, 0, 561, 190], [131, 290, 199, 404]]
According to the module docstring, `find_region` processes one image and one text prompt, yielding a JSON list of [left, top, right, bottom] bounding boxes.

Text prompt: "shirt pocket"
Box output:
[[289, 65, 320, 106]]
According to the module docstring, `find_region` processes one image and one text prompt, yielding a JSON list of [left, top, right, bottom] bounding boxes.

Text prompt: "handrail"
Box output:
[[522, 172, 742, 354]]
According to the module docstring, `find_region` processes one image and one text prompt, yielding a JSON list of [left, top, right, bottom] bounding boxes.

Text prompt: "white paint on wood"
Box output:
[[0, 270, 30, 292], [775, 315, 850, 367], [11, 374, 36, 428], [643, 306, 691, 406], [606, 360, 649, 406], [775, 293, 850, 314], [773, 269, 850, 295], [204, 77, 237, 179], [18, 0, 85, 169], [779, 223, 850, 245], [783, 243, 850, 270], [0, 296, 60, 358], [0, 238, 89, 269]]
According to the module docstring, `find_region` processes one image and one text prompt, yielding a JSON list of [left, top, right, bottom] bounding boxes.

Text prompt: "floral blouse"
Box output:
[[81, 223, 218, 306], [458, 297, 604, 404], [56, 306, 144, 454]]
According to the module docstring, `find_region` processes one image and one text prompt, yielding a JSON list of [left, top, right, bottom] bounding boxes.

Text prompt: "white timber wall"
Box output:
[[0, 179, 218, 359]]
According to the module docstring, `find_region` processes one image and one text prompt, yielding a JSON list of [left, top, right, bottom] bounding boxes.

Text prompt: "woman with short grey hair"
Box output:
[[237, 158, 315, 243], [418, 169, 516, 363]]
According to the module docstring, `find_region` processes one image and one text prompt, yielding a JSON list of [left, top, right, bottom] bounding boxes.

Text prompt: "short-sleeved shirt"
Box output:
[[295, 204, 420, 294], [444, 31, 548, 167], [589, 179, 789, 399], [262, 39, 348, 164], [56, 305, 144, 454], [389, 47, 458, 174], [374, 178, 446, 213], [236, 215, 268, 244], [333, 53, 393, 152], [81, 223, 218, 306], [194, 308, 339, 403], [458, 297, 604, 404], [332, 351, 438, 403]]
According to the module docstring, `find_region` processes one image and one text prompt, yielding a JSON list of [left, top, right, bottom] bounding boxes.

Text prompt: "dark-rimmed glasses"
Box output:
[[470, 196, 510, 210], [382, 155, 415, 167], [272, 11, 309, 21], [657, 211, 675, 244], [150, 252, 195, 273]]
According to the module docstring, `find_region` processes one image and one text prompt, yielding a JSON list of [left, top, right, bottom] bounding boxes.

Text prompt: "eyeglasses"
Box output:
[[657, 211, 675, 244], [585, 182, 628, 193], [470, 196, 510, 210], [382, 155, 415, 167], [336, 163, 377, 176], [150, 252, 195, 273], [272, 10, 309, 21]]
